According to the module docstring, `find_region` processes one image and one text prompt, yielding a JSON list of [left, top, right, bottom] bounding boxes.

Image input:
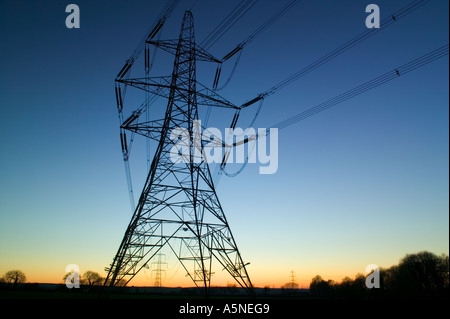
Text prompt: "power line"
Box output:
[[240, 0, 432, 106], [217, 43, 448, 182], [115, 0, 180, 211], [221, 0, 301, 62], [116, 0, 180, 80], [225, 0, 431, 166], [201, 0, 259, 50], [211, 0, 434, 181], [240, 0, 300, 49], [213, 0, 301, 91], [267, 44, 448, 133]]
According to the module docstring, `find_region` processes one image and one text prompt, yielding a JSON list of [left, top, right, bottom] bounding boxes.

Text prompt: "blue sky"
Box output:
[[0, 0, 448, 287]]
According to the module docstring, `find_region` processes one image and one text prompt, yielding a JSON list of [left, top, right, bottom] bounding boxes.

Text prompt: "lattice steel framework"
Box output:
[[103, 11, 253, 296]]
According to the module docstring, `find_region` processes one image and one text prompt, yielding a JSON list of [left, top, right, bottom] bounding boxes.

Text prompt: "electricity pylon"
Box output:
[[151, 254, 167, 287], [103, 11, 253, 297]]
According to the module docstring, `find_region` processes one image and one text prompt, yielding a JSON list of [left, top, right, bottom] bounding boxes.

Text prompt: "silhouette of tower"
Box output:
[[103, 11, 253, 297], [151, 254, 167, 287], [289, 271, 297, 288]]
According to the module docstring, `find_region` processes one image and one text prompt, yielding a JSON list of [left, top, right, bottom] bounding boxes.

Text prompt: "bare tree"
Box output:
[[3, 270, 26, 287], [82, 271, 103, 287], [63, 271, 81, 286], [281, 281, 299, 289]]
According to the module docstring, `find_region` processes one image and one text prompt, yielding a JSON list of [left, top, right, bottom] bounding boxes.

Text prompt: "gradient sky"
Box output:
[[0, 0, 448, 288]]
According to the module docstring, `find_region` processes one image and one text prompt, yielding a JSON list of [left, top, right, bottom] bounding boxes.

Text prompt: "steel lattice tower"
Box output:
[[103, 11, 253, 296]]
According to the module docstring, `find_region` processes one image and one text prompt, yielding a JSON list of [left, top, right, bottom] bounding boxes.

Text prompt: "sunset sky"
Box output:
[[0, 0, 448, 288]]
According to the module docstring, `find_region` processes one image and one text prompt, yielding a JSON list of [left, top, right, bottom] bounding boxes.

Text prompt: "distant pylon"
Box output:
[[151, 254, 167, 287], [288, 270, 298, 289], [289, 271, 296, 284], [102, 11, 253, 297]]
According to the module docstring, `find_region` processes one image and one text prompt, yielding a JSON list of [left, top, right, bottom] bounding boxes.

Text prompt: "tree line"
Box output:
[[1, 250, 448, 298], [309, 251, 449, 299], [0, 269, 116, 289], [0, 269, 26, 288]]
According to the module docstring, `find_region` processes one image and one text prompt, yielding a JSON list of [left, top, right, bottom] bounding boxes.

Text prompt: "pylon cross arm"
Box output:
[[148, 40, 221, 63], [117, 77, 239, 110]]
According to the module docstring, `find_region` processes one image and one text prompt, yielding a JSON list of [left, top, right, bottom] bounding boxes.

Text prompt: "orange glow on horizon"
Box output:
[[15, 267, 359, 290]]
